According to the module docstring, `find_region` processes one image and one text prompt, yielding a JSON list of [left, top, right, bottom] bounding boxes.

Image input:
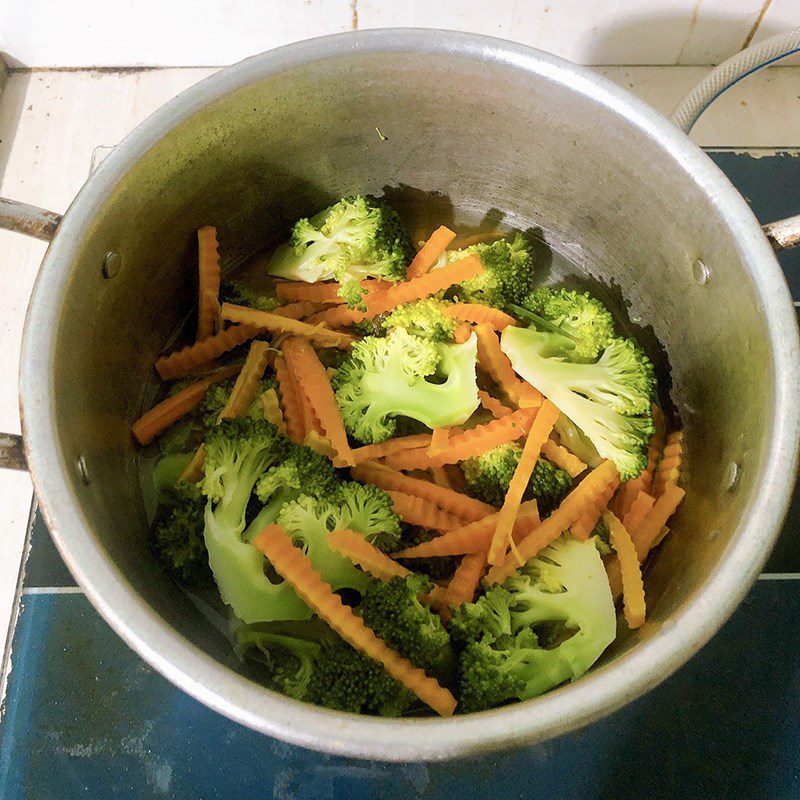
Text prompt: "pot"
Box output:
[[1, 30, 799, 761]]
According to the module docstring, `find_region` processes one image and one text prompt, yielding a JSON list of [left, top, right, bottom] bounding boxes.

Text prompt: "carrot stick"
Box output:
[[406, 226, 457, 280], [196, 226, 221, 342], [613, 405, 665, 517], [259, 388, 286, 433], [386, 491, 466, 532], [155, 324, 260, 380], [541, 439, 586, 478], [351, 462, 496, 522], [486, 460, 619, 585], [383, 409, 537, 470], [489, 400, 560, 565], [621, 491, 655, 534], [178, 444, 207, 483], [327, 529, 411, 581], [131, 365, 240, 445], [652, 430, 684, 497], [271, 301, 327, 320], [218, 341, 272, 420], [443, 552, 487, 610], [604, 511, 646, 628], [629, 482, 685, 561], [254, 525, 456, 716], [394, 501, 540, 558], [347, 434, 433, 466], [275, 279, 390, 304], [444, 304, 518, 331], [476, 390, 512, 419], [570, 475, 621, 541], [453, 323, 472, 344], [274, 355, 307, 443], [429, 427, 450, 457], [281, 337, 354, 466], [221, 303, 355, 349]]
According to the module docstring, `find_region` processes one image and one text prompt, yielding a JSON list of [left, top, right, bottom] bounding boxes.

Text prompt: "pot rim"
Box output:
[[19, 29, 800, 761]]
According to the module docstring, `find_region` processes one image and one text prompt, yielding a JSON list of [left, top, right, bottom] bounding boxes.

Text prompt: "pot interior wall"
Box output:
[[50, 47, 775, 678]]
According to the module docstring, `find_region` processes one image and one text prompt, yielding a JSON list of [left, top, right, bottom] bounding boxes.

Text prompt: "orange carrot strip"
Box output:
[[444, 304, 518, 331], [429, 427, 450, 457], [383, 409, 537, 470], [604, 511, 646, 628], [394, 501, 540, 558], [443, 552, 488, 609], [221, 303, 355, 349], [613, 405, 665, 517], [131, 366, 240, 445], [621, 491, 655, 534], [406, 226, 457, 280], [327, 529, 411, 581], [652, 430, 684, 497], [348, 434, 433, 466], [271, 301, 326, 320], [254, 525, 456, 716], [259, 388, 286, 433], [477, 390, 513, 419], [386, 491, 466, 532], [218, 341, 272, 420], [489, 400, 560, 565], [474, 323, 543, 408], [274, 355, 306, 443], [605, 556, 623, 601], [629, 482, 685, 561], [275, 278, 390, 304], [197, 226, 221, 342], [541, 439, 587, 478], [453, 323, 472, 344], [178, 444, 207, 483], [570, 475, 621, 541], [155, 324, 259, 380], [351, 462, 496, 522], [281, 337, 354, 466], [486, 461, 619, 585]]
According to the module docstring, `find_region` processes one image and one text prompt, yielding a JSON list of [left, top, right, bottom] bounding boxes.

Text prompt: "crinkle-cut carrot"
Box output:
[[304, 430, 337, 458], [652, 430, 684, 497], [394, 501, 540, 558], [541, 439, 586, 478], [444, 304, 518, 331], [197, 226, 221, 342], [444, 552, 488, 609], [486, 460, 619, 585], [259, 388, 286, 434], [327, 529, 411, 581], [346, 434, 433, 466], [274, 355, 306, 443], [613, 405, 665, 517], [351, 462, 496, 522], [604, 511, 646, 628], [311, 255, 484, 327], [218, 341, 272, 420], [429, 427, 450, 457], [478, 390, 513, 418], [254, 525, 456, 716], [489, 400, 560, 565], [453, 323, 472, 344], [178, 443, 207, 483], [386, 491, 466, 533], [430, 466, 456, 490], [221, 303, 355, 349], [406, 225, 457, 280], [571, 474, 621, 541], [621, 491, 655, 535], [271, 301, 326, 320], [629, 482, 685, 561], [424, 585, 450, 616], [281, 337, 354, 466], [383, 409, 537, 470], [605, 556, 623, 601], [155, 324, 259, 380], [275, 278, 390, 304], [131, 365, 240, 445]]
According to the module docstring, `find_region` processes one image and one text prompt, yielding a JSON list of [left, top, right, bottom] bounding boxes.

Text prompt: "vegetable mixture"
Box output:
[[133, 196, 685, 717]]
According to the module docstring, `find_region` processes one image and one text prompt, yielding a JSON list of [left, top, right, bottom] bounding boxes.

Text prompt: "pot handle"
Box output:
[[0, 197, 62, 470]]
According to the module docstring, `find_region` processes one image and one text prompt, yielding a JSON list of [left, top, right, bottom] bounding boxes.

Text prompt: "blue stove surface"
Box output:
[[2, 150, 799, 799]]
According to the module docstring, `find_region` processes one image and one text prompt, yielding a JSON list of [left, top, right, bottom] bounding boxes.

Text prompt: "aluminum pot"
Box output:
[[1, 30, 799, 761]]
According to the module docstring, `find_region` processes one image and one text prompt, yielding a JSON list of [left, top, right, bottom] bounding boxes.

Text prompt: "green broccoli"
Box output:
[[267, 196, 414, 298], [501, 326, 655, 479], [462, 444, 573, 515], [357, 575, 455, 681], [332, 329, 479, 444], [382, 298, 457, 342], [221, 280, 280, 312], [513, 287, 615, 363], [396, 525, 458, 582], [447, 233, 536, 309], [151, 483, 211, 586], [451, 536, 616, 712]]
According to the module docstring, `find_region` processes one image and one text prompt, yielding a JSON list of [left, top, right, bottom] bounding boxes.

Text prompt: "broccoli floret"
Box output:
[[221, 280, 280, 312], [332, 329, 479, 444], [451, 536, 616, 711], [152, 451, 195, 500], [447, 233, 536, 309], [396, 526, 458, 582], [267, 196, 414, 292], [462, 444, 572, 514], [501, 327, 655, 480], [382, 299, 457, 342], [514, 287, 615, 362], [151, 483, 211, 586], [200, 378, 276, 428], [357, 575, 455, 681]]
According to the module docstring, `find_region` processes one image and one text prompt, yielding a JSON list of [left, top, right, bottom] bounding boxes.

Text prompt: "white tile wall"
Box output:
[[1, 0, 798, 68]]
